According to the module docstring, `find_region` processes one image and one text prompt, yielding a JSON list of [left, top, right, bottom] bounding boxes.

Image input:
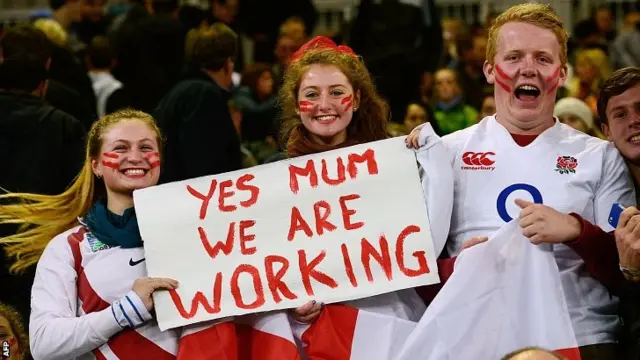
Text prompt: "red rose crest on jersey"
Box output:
[[555, 156, 578, 174], [461, 151, 496, 171]]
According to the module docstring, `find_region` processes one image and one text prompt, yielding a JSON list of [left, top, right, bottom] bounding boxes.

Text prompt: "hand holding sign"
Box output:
[[132, 277, 179, 311], [292, 300, 322, 323], [515, 199, 582, 244]]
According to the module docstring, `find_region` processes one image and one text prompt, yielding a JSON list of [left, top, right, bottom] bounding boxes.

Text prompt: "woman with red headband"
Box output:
[[278, 36, 454, 326]]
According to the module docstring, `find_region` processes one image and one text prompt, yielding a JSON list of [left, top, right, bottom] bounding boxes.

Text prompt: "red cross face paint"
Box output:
[[101, 152, 120, 169], [299, 100, 314, 113], [488, 22, 566, 127], [95, 120, 161, 194], [341, 94, 353, 112], [297, 64, 356, 142], [145, 151, 161, 169]]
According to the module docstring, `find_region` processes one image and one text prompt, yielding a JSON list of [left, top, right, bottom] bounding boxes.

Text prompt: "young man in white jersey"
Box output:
[[409, 4, 635, 359]]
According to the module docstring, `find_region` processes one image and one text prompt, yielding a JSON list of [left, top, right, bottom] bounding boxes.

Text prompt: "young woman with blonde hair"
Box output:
[[0, 109, 182, 359]]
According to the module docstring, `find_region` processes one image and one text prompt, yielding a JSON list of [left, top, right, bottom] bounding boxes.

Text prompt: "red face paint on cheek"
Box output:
[[101, 152, 120, 170], [495, 78, 511, 93], [341, 94, 353, 112], [299, 100, 314, 113], [101, 160, 119, 169], [103, 152, 119, 159], [145, 151, 161, 169], [495, 64, 512, 81], [545, 67, 561, 94], [494, 64, 512, 93]]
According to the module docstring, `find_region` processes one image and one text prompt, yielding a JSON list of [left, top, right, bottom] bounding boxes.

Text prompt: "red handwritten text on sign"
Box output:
[[132, 139, 439, 330], [166, 146, 431, 321]]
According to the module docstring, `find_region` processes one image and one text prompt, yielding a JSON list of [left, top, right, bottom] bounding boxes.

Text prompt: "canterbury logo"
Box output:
[[462, 152, 496, 166]]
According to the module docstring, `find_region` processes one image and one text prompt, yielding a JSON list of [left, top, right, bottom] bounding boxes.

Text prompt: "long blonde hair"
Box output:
[[0, 109, 161, 273]]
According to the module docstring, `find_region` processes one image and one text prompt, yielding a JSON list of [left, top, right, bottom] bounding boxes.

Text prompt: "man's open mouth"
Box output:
[[515, 85, 541, 102]]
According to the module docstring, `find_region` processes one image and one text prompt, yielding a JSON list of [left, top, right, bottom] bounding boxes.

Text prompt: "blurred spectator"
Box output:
[[178, 5, 208, 31], [479, 93, 495, 119], [208, 0, 245, 71], [440, 17, 467, 67], [610, 12, 640, 69], [32, 0, 86, 52], [568, 48, 611, 114], [110, 0, 186, 114], [280, 16, 307, 48], [33, 18, 68, 47], [403, 102, 438, 135], [85, 36, 123, 117], [154, 23, 243, 183], [107, 0, 148, 35], [237, 0, 317, 64], [432, 68, 478, 135], [228, 100, 261, 168], [74, 0, 111, 46], [404, 103, 428, 133], [388, 121, 408, 137], [554, 97, 603, 138], [34, 19, 98, 128], [592, 5, 616, 42], [272, 34, 298, 86], [210, 0, 238, 25], [0, 24, 85, 330], [0, 302, 29, 360], [350, 0, 442, 124], [232, 63, 279, 162], [450, 32, 492, 110], [573, 19, 609, 54], [417, 71, 434, 107]]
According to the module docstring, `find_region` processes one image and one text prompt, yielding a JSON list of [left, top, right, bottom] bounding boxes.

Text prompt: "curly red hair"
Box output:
[[278, 37, 391, 157]]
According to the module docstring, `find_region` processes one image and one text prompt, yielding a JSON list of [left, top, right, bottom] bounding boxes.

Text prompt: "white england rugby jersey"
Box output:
[[29, 225, 180, 360], [439, 115, 636, 346]]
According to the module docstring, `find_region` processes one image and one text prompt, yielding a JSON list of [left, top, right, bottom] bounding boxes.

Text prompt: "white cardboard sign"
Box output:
[[134, 137, 439, 331]]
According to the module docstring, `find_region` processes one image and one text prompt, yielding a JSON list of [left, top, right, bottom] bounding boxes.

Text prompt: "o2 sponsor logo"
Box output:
[[496, 183, 543, 222]]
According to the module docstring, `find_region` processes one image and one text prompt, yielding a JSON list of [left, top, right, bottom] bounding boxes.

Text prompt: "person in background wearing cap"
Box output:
[[554, 97, 604, 138]]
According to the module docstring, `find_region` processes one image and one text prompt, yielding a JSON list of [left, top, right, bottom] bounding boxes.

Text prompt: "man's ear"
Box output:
[[557, 64, 569, 88], [601, 122, 613, 141], [483, 61, 495, 85]]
